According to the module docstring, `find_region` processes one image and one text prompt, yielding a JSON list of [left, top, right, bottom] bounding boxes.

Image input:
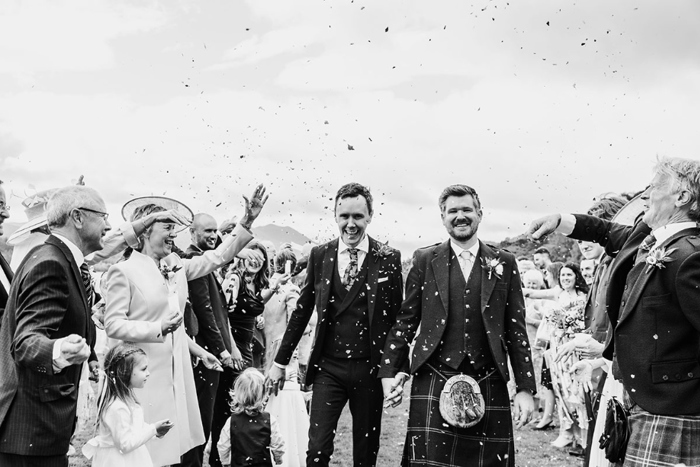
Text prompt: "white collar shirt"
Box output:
[[337, 235, 369, 278], [450, 240, 480, 279], [651, 222, 698, 251]]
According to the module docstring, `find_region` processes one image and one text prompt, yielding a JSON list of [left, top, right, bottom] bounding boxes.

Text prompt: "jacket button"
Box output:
[[624, 284, 629, 290], [689, 372, 694, 378], [621, 300, 626, 307], [44, 389, 49, 393], [662, 375, 669, 381]]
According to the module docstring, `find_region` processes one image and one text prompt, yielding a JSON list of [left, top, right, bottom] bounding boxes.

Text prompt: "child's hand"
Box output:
[[274, 454, 284, 465], [155, 419, 174, 438]]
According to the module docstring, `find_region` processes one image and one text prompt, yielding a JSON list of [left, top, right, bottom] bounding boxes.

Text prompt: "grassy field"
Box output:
[[69, 382, 581, 467]]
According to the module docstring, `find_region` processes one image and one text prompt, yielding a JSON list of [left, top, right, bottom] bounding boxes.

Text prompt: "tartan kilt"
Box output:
[[402, 364, 514, 467], [623, 405, 700, 467]]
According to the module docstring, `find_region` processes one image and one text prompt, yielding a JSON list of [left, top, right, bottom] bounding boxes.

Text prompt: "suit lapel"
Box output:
[[46, 236, 89, 311], [366, 237, 379, 324], [619, 227, 699, 325], [479, 241, 498, 314], [319, 240, 338, 311], [431, 241, 451, 317]]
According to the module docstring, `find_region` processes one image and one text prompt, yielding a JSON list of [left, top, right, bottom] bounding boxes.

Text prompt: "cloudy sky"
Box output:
[[1, 0, 699, 255]]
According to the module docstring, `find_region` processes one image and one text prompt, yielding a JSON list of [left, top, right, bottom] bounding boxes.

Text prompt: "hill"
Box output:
[[251, 224, 311, 248]]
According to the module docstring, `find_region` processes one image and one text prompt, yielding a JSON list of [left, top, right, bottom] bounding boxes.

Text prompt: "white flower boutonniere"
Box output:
[[482, 257, 504, 280], [159, 264, 182, 282], [645, 247, 676, 273], [373, 241, 394, 258]]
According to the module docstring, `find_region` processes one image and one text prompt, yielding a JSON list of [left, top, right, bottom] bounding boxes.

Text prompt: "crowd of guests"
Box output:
[[0, 155, 699, 467]]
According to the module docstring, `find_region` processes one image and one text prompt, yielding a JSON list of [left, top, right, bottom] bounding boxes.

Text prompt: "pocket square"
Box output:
[[378, 277, 389, 283]]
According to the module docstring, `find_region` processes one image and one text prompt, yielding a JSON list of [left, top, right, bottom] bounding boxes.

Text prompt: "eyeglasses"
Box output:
[[78, 207, 109, 221], [0, 202, 10, 212]]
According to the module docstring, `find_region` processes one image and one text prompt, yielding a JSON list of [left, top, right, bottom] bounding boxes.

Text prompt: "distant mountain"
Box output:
[[252, 224, 311, 248]]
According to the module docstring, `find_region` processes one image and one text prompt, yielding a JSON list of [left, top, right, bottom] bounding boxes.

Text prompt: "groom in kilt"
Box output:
[[380, 184, 536, 467]]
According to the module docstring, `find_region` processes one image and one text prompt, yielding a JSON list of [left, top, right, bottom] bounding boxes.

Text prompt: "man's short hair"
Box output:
[[533, 247, 551, 257], [275, 248, 297, 275], [335, 183, 373, 215], [654, 156, 700, 222], [438, 184, 482, 212], [47, 186, 102, 229], [587, 196, 627, 221]]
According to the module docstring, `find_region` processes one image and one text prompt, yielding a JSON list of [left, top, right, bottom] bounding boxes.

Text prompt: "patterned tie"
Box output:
[[80, 262, 94, 309], [342, 248, 359, 290], [635, 233, 657, 265], [458, 250, 474, 280]]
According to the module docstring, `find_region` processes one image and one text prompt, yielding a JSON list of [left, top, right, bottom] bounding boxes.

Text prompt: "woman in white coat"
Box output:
[[103, 186, 267, 466]]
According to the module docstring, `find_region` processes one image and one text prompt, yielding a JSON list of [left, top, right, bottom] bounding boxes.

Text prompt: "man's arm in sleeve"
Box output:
[[188, 275, 226, 356]]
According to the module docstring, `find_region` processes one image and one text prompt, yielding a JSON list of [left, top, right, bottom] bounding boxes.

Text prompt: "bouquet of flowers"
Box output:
[[545, 299, 586, 341]]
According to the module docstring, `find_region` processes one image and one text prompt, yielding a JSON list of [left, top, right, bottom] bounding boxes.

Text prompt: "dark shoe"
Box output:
[[532, 420, 554, 430], [568, 445, 585, 457]]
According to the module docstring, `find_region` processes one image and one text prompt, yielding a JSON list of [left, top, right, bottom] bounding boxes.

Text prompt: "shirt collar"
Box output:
[[339, 234, 369, 254], [450, 240, 480, 259], [52, 233, 85, 267], [652, 221, 698, 247]]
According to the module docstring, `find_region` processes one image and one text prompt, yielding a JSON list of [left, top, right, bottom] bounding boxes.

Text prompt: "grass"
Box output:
[[69, 381, 580, 467]]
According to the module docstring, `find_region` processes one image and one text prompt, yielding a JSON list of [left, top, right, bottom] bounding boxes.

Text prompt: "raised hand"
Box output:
[[526, 214, 562, 240], [236, 248, 264, 264], [218, 217, 238, 235], [240, 184, 269, 230], [148, 209, 190, 228]]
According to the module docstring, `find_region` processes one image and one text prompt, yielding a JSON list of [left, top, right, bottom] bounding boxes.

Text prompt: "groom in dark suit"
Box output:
[[380, 184, 535, 467], [267, 183, 404, 467], [529, 156, 700, 466], [0, 185, 111, 466]]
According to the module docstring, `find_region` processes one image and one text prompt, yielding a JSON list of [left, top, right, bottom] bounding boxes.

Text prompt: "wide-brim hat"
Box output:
[[121, 196, 194, 233], [611, 193, 644, 227], [8, 188, 58, 246]]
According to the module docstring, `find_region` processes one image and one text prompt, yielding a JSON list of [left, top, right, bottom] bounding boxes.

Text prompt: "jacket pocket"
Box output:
[[642, 293, 671, 307], [650, 359, 700, 383], [39, 383, 76, 403]]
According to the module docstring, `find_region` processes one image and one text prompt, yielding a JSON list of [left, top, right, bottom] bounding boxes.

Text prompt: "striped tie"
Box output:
[[80, 262, 94, 309]]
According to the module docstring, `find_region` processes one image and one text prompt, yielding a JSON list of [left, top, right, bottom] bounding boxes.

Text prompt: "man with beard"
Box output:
[[380, 184, 535, 467], [267, 182, 404, 467]]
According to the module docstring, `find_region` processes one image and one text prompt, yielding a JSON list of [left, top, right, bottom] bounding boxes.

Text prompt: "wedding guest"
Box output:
[[263, 248, 299, 372], [533, 247, 553, 273], [529, 156, 700, 466], [103, 185, 267, 467], [380, 184, 535, 467], [517, 257, 536, 282], [267, 183, 404, 467]]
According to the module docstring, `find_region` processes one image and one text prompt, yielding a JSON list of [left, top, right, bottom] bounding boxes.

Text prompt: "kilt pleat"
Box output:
[[401, 365, 514, 467], [623, 406, 700, 467]]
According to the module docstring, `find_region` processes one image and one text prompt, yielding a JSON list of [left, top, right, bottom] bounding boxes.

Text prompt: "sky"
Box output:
[[1, 0, 700, 255]]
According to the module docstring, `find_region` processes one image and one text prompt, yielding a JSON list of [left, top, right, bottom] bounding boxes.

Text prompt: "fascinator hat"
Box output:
[[8, 188, 58, 246], [121, 195, 194, 233]]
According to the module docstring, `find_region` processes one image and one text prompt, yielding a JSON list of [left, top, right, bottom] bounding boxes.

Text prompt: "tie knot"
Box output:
[[640, 233, 657, 251], [80, 262, 90, 276], [460, 250, 473, 262], [348, 248, 358, 259]]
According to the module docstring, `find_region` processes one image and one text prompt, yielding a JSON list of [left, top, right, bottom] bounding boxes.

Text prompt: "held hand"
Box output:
[[554, 340, 577, 363], [526, 214, 562, 241], [60, 334, 91, 366], [255, 315, 265, 330], [219, 350, 234, 369], [265, 365, 285, 396], [161, 311, 183, 336], [240, 184, 269, 229], [236, 248, 264, 264], [230, 346, 245, 371], [201, 352, 223, 372], [570, 360, 594, 392], [381, 374, 408, 409], [155, 419, 174, 438], [88, 360, 100, 382], [512, 390, 535, 429], [574, 335, 605, 360]]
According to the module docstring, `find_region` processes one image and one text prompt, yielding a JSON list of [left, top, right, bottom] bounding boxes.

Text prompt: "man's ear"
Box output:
[[676, 190, 692, 208]]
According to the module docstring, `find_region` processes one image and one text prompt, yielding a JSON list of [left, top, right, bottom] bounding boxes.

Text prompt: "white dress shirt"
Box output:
[[337, 234, 369, 278], [450, 240, 480, 280]]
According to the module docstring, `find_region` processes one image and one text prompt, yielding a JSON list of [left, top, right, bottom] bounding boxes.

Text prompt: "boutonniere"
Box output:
[[481, 256, 504, 280], [373, 241, 394, 258], [159, 264, 182, 281], [645, 247, 676, 273]]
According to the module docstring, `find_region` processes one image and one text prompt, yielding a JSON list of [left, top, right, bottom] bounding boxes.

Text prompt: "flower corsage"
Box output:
[[482, 257, 504, 280], [645, 247, 676, 273]]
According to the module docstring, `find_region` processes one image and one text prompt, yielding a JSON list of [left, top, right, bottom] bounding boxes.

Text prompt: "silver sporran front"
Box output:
[[439, 374, 486, 428]]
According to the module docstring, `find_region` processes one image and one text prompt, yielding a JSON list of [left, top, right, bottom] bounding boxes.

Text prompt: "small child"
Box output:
[[83, 342, 173, 466], [217, 367, 285, 467]]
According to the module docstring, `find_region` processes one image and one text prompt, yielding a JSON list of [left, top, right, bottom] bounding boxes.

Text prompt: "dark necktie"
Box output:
[[342, 248, 359, 290], [80, 263, 94, 309], [635, 233, 657, 265]]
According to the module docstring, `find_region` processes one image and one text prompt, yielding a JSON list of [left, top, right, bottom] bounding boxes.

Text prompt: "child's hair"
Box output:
[[96, 342, 147, 427], [229, 367, 266, 416]]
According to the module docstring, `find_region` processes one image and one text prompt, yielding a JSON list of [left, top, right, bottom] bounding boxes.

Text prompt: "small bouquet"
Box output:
[[546, 299, 586, 340]]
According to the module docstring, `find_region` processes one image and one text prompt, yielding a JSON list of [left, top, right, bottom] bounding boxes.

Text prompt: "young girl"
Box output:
[[83, 342, 173, 466], [217, 367, 285, 467]]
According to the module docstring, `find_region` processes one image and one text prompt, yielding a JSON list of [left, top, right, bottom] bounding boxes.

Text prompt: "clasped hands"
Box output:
[[381, 373, 409, 409]]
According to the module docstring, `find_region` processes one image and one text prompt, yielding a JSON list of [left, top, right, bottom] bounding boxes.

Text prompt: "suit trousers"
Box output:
[[180, 363, 221, 467], [0, 453, 67, 467], [307, 355, 383, 467]]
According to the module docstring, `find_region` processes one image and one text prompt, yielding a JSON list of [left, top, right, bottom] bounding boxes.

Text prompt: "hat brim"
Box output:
[[611, 193, 644, 227], [7, 214, 48, 246], [121, 196, 194, 233]]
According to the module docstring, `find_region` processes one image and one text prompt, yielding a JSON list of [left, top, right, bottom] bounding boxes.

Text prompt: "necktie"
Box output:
[[635, 233, 656, 265], [458, 250, 474, 280], [80, 263, 94, 309], [342, 248, 359, 290]]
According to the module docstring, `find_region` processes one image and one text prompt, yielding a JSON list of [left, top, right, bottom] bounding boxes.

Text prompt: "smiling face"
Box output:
[[79, 194, 112, 254], [577, 240, 604, 260], [145, 221, 177, 259], [441, 195, 482, 244], [129, 353, 149, 389], [335, 195, 372, 248], [641, 172, 685, 230], [559, 266, 576, 292], [191, 214, 218, 251]]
